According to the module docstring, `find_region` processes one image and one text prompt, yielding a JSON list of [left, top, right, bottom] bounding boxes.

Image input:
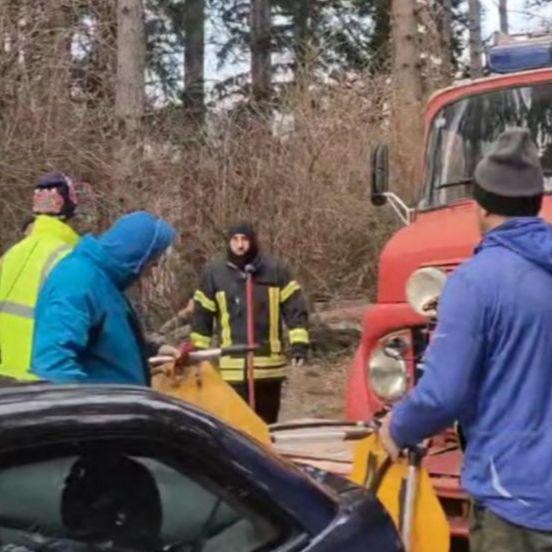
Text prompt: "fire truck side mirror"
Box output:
[[371, 143, 389, 206]]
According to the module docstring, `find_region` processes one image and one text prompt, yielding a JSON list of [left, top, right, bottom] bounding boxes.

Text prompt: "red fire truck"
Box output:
[[345, 32, 552, 543]]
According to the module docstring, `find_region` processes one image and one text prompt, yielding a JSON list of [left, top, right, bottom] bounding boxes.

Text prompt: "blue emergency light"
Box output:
[[488, 41, 552, 74]]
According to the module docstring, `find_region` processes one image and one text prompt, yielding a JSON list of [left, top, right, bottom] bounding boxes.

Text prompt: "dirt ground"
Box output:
[[278, 351, 352, 421]]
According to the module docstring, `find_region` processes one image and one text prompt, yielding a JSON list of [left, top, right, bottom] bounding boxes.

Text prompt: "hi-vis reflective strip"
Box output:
[[0, 301, 34, 319], [222, 366, 286, 381], [289, 328, 309, 344], [190, 332, 211, 349], [220, 354, 285, 370], [193, 290, 216, 313], [39, 244, 72, 287], [220, 355, 286, 381], [269, 287, 281, 354], [216, 291, 232, 347], [280, 280, 301, 303]]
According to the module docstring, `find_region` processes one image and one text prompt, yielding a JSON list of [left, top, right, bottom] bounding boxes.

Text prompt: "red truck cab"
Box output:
[[346, 33, 552, 544]]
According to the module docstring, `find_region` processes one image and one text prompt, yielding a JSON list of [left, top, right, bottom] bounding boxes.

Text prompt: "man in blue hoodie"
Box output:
[[379, 128, 552, 550], [31, 211, 176, 385]]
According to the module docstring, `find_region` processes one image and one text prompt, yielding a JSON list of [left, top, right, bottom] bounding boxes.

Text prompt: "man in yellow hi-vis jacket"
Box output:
[[191, 223, 309, 423], [0, 172, 80, 380]]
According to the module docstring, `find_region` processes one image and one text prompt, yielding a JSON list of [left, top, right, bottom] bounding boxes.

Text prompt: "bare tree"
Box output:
[[250, 0, 272, 105], [184, 0, 205, 124], [468, 0, 483, 78], [115, 0, 145, 195], [499, 0, 509, 34]]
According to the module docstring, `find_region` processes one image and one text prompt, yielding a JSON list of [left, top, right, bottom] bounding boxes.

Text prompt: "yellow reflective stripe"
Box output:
[[193, 290, 216, 313], [216, 291, 232, 347], [220, 354, 285, 370], [190, 332, 211, 349], [289, 327, 310, 344], [280, 280, 301, 303], [268, 286, 281, 354], [222, 366, 286, 381]]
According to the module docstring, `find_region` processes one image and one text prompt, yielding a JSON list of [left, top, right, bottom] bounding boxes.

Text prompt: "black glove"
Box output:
[[290, 343, 309, 367]]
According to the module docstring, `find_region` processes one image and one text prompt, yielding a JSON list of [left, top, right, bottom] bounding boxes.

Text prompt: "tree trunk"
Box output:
[[44, 1, 74, 133], [369, 0, 391, 70], [115, 0, 145, 202], [468, 0, 483, 78], [0, 1, 22, 116], [250, 0, 272, 105], [16, 0, 74, 128], [499, 0, 508, 34], [293, 0, 310, 72], [391, 0, 423, 116], [85, 0, 117, 110], [183, 0, 205, 124], [390, 0, 424, 186], [440, 0, 453, 80]]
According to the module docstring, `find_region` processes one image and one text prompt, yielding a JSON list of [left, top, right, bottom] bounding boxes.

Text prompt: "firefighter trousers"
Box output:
[[230, 379, 283, 424]]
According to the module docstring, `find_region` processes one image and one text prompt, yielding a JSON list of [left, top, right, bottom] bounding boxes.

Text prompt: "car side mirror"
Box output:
[[371, 143, 389, 207]]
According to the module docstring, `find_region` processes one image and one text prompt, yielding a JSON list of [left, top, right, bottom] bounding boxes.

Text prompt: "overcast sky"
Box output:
[[482, 0, 552, 36]]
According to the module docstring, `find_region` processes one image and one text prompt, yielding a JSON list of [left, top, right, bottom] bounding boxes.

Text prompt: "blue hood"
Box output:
[[477, 217, 552, 274], [79, 211, 175, 289]]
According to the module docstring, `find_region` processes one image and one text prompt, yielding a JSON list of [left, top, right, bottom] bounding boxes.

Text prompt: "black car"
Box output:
[[0, 384, 402, 551]]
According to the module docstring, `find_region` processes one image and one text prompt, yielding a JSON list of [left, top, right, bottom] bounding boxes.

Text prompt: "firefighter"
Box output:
[[31, 211, 175, 385], [379, 129, 552, 551], [191, 223, 309, 423], [0, 172, 80, 381]]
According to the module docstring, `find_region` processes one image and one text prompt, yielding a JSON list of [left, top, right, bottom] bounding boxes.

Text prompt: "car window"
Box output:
[[0, 447, 285, 552]]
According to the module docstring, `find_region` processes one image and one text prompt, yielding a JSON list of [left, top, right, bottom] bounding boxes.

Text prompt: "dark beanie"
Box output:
[[33, 172, 78, 219], [226, 222, 259, 268], [474, 128, 543, 216], [227, 222, 255, 241]]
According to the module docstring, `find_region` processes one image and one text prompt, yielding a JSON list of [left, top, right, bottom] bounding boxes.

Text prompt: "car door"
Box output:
[[0, 437, 308, 552]]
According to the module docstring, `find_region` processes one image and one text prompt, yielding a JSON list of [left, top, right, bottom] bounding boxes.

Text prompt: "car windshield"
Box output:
[[421, 81, 552, 208]]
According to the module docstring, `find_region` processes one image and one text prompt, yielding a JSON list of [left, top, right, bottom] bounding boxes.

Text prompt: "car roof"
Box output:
[[0, 382, 212, 419], [0, 383, 337, 533]]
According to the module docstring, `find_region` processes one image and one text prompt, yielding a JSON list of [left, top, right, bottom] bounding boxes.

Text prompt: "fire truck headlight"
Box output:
[[406, 267, 447, 318], [367, 338, 408, 403]]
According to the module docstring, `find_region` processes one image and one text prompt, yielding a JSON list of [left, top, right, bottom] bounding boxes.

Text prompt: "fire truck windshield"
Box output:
[[421, 82, 552, 208]]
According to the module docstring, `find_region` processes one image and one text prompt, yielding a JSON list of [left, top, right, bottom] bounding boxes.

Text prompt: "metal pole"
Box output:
[[401, 449, 421, 551], [271, 428, 373, 443], [245, 272, 256, 410]]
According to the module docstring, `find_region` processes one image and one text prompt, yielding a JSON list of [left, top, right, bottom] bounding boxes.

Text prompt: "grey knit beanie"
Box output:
[[474, 128, 544, 197]]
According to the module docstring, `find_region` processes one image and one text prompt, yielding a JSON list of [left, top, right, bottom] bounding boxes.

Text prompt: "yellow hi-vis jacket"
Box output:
[[0, 216, 78, 380]]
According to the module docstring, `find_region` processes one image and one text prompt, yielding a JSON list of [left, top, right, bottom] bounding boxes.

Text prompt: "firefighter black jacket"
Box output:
[[191, 254, 309, 381]]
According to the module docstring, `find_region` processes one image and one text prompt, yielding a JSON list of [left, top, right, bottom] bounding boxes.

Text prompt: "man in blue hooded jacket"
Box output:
[[379, 128, 552, 550], [31, 211, 175, 385]]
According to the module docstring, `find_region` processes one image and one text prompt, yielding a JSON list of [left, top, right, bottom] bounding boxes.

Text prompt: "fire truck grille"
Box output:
[[411, 325, 431, 384]]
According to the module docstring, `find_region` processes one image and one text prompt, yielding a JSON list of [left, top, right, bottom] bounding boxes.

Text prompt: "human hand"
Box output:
[[157, 344, 181, 359], [378, 412, 401, 461], [290, 343, 308, 367]]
